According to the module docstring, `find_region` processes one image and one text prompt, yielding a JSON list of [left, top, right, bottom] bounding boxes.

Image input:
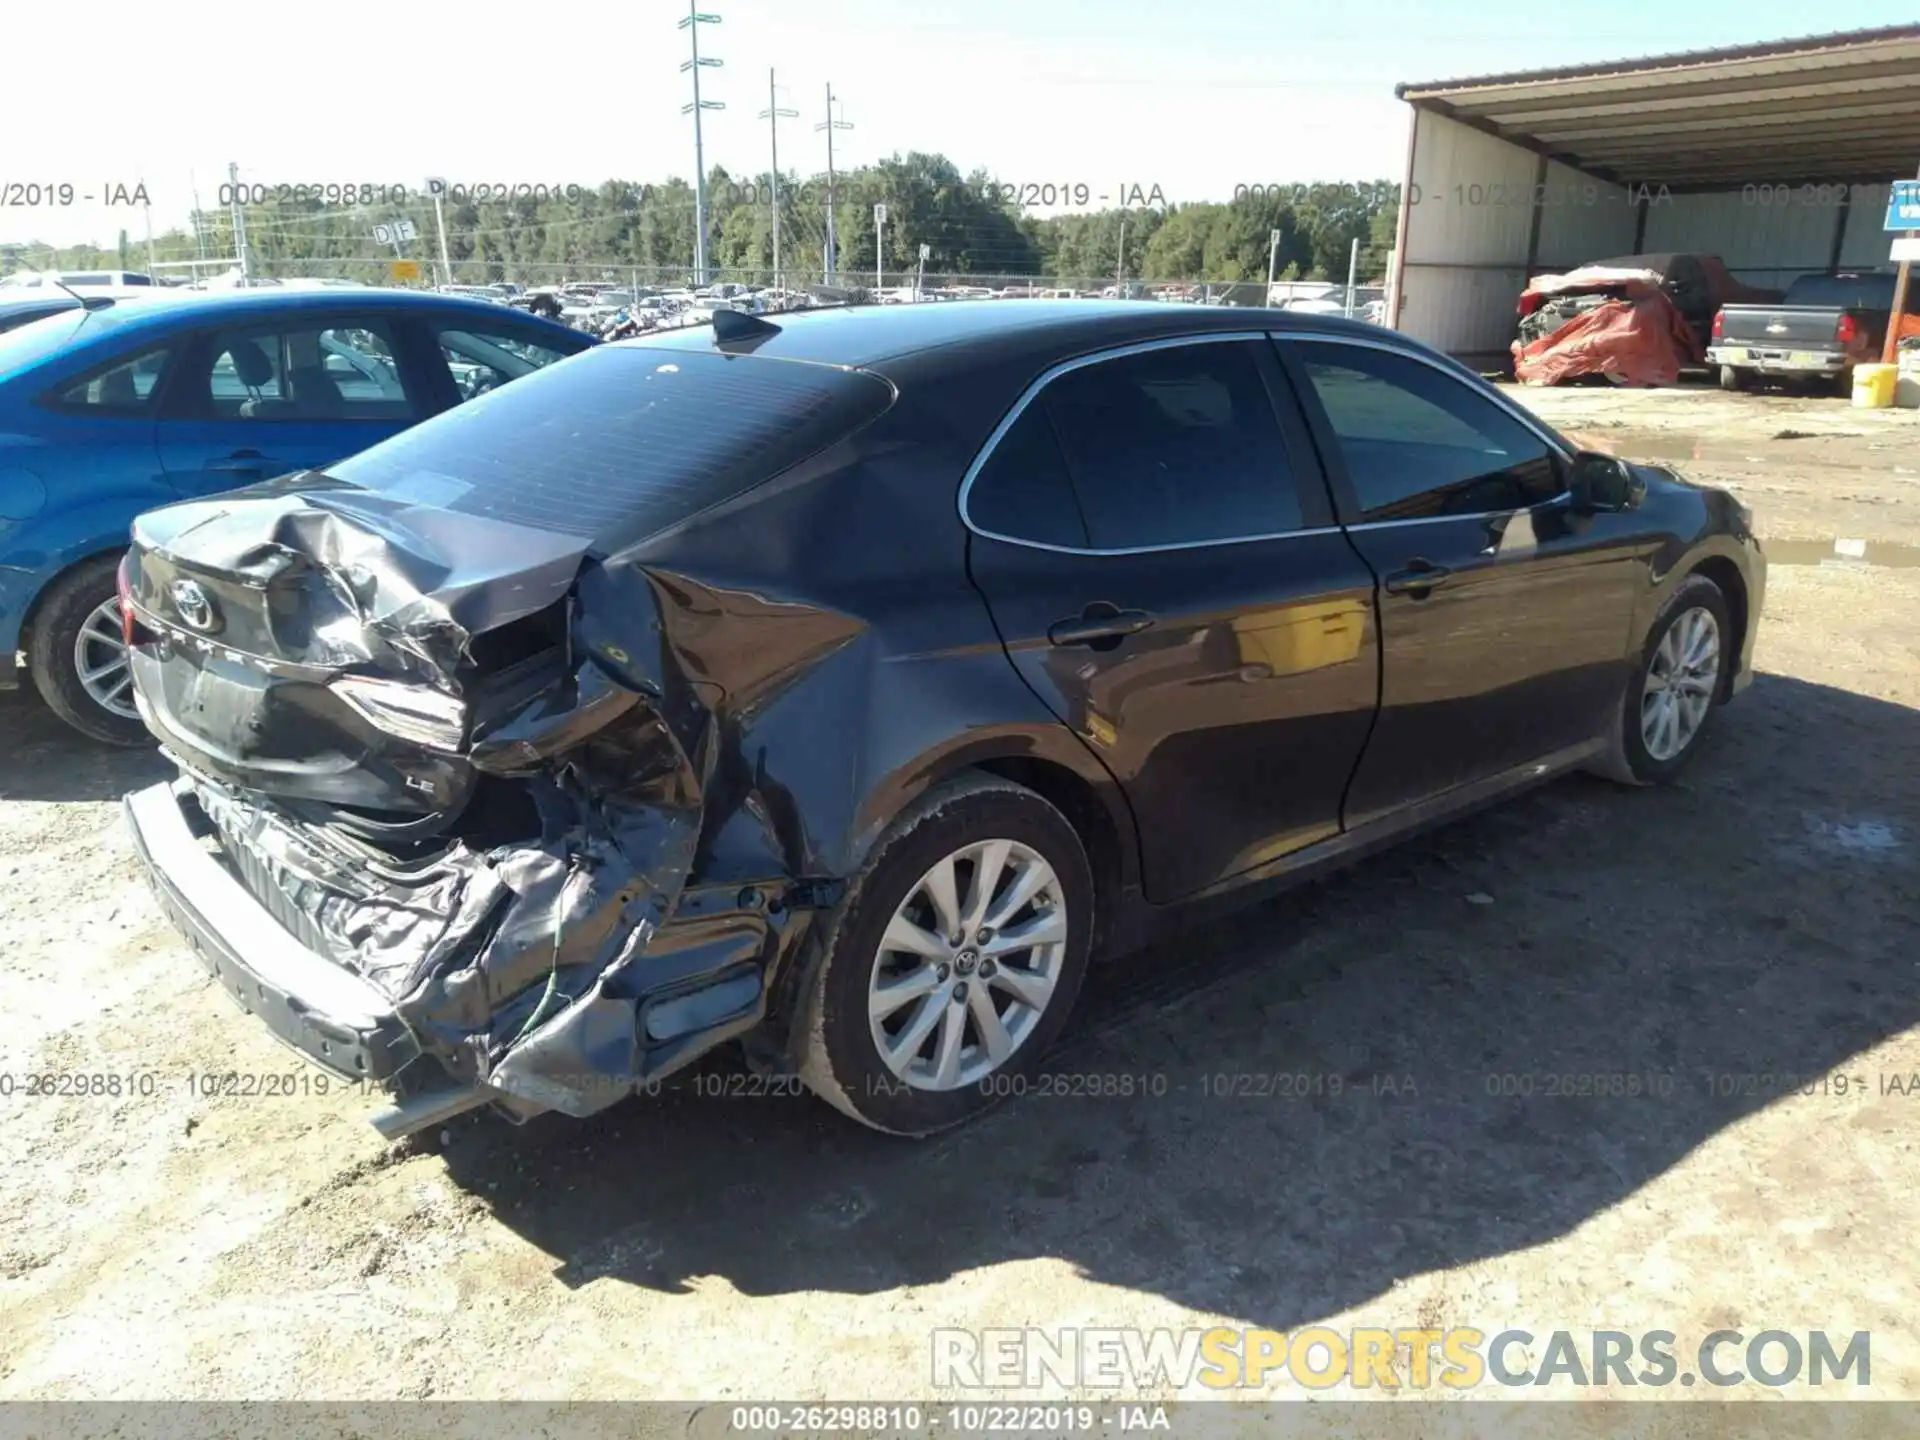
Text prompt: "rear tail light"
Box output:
[[1710, 310, 1724, 340], [116, 552, 136, 647], [1836, 313, 1859, 345], [330, 675, 468, 752]]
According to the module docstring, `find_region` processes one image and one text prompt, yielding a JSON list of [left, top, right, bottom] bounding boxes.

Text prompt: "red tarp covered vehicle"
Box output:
[[1512, 267, 1700, 387], [1512, 254, 1783, 387]]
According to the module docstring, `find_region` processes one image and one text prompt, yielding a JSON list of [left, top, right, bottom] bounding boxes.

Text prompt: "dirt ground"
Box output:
[[0, 380, 1916, 1416]]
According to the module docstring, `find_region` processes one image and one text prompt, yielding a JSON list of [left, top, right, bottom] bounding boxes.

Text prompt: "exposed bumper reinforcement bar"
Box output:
[[123, 778, 426, 1089]]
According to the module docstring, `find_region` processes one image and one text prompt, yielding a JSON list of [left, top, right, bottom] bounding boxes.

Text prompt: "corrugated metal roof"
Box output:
[[1398, 25, 1920, 189]]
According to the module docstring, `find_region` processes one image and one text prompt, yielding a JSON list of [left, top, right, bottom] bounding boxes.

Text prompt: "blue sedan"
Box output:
[[0, 287, 593, 742]]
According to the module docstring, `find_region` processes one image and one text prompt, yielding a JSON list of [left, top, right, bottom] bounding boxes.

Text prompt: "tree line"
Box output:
[[9, 152, 1400, 287]]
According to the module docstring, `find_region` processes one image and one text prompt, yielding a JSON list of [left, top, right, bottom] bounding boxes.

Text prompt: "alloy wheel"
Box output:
[[73, 598, 138, 720], [1641, 606, 1720, 762], [867, 838, 1068, 1091]]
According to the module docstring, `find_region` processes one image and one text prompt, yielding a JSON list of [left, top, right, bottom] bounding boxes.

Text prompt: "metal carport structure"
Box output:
[[1387, 24, 1920, 360]]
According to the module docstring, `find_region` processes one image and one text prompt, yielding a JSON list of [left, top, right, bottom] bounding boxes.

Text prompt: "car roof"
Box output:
[[617, 298, 1401, 374], [65, 285, 552, 332], [6, 287, 585, 370], [0, 294, 81, 317]]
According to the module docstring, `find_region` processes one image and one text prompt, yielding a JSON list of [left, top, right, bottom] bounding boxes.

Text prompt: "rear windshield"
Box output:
[[1783, 272, 1898, 309], [328, 344, 894, 549]]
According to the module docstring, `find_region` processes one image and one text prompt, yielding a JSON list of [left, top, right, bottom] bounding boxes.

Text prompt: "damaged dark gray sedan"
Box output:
[[120, 301, 1765, 1140]]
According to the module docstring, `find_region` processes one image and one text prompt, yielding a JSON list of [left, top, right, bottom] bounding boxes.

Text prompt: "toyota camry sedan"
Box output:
[[118, 301, 1765, 1141]]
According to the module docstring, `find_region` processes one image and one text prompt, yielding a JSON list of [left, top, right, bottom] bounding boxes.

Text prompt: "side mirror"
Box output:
[[1569, 451, 1642, 513]]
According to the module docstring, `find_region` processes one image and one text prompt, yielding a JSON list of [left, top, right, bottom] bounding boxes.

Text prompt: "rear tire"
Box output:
[[1591, 574, 1731, 787], [1718, 364, 1748, 392], [797, 773, 1093, 1137], [26, 555, 149, 747]]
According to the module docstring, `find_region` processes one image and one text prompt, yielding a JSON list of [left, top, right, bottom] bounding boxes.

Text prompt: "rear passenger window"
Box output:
[[1292, 342, 1563, 521], [51, 346, 171, 413], [1039, 340, 1304, 549], [966, 405, 1088, 548]]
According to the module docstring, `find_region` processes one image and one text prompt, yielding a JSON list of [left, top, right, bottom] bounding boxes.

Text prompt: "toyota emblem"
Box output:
[[169, 578, 219, 633]]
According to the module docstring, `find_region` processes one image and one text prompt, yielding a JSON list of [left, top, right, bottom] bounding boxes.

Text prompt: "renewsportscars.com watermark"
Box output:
[[932, 1327, 1871, 1392]]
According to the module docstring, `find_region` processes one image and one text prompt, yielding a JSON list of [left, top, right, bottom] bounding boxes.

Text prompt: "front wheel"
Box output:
[[797, 773, 1093, 1136], [25, 555, 149, 746], [1592, 574, 1730, 786]]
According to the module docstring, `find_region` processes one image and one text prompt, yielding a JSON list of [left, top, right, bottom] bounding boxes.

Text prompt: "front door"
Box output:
[[1279, 337, 1643, 828], [965, 334, 1381, 902]]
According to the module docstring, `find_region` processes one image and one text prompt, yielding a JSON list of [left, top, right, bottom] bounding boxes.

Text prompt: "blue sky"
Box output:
[[1, 0, 1905, 248]]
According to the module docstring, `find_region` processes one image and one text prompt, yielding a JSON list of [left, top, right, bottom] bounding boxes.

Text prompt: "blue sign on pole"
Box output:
[[1887, 180, 1920, 231]]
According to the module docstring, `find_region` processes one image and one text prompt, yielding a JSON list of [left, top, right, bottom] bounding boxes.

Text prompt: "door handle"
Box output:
[[1048, 605, 1154, 649], [1382, 560, 1452, 597]]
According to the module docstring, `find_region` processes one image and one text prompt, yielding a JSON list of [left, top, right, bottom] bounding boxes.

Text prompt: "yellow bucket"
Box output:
[[1853, 363, 1898, 409]]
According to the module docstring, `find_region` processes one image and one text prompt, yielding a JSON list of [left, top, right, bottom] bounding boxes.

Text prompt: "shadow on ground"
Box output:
[[0, 685, 170, 802], [420, 672, 1915, 1329]]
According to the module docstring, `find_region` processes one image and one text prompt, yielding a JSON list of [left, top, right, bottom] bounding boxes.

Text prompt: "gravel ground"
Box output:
[[0, 382, 1915, 1412]]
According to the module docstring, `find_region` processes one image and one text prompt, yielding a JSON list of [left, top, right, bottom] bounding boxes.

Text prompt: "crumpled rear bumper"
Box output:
[[126, 778, 419, 1082], [125, 773, 804, 1138]]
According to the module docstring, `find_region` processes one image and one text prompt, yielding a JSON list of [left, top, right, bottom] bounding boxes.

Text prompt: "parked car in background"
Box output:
[[1, 269, 156, 292], [1515, 254, 1782, 387], [0, 289, 594, 743], [435, 284, 507, 304], [118, 301, 1763, 1142], [1709, 270, 1899, 395]]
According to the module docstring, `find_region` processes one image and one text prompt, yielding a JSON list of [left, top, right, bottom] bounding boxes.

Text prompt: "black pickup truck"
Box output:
[[1708, 271, 1897, 395]]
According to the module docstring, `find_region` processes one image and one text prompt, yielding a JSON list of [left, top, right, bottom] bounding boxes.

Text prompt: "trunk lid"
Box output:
[[125, 474, 588, 819]]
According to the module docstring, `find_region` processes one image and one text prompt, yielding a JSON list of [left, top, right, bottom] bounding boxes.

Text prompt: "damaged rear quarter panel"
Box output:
[[585, 407, 1139, 1047]]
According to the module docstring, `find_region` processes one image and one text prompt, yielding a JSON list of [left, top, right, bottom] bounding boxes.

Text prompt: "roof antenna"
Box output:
[[711, 309, 783, 344], [39, 272, 116, 312]]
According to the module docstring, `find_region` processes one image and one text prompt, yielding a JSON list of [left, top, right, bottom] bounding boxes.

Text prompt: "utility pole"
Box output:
[[428, 179, 454, 287], [678, 3, 724, 286], [817, 84, 852, 283], [1344, 235, 1360, 318], [758, 69, 797, 291], [189, 172, 209, 269], [1116, 215, 1126, 292], [143, 191, 157, 276], [1264, 228, 1281, 307], [874, 202, 886, 297], [228, 162, 251, 283]]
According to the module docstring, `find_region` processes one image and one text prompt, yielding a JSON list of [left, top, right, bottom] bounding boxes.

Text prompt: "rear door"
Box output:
[[1278, 336, 1642, 828], [155, 314, 426, 494], [965, 333, 1381, 903]]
